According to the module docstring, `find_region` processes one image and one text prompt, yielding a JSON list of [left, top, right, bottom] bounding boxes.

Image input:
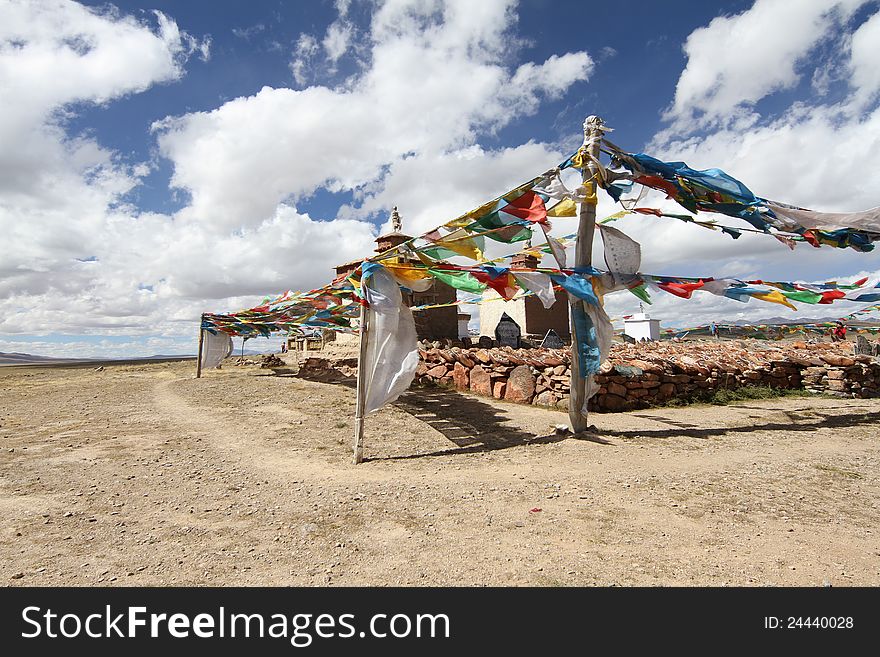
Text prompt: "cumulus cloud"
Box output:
[[0, 0, 207, 328], [848, 9, 880, 110], [1, 0, 595, 356], [155, 0, 593, 234], [663, 0, 868, 135]]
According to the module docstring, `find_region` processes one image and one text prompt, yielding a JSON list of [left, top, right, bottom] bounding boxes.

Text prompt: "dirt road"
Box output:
[[1, 360, 878, 586]]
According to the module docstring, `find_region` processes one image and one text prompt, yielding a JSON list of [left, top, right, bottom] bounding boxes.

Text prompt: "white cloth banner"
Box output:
[[362, 266, 420, 414], [540, 222, 567, 268], [514, 271, 557, 309], [768, 202, 880, 233], [200, 330, 233, 370], [599, 224, 641, 287], [533, 171, 589, 203]]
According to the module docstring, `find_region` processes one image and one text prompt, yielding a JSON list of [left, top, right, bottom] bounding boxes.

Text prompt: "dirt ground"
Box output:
[[1, 358, 878, 586]]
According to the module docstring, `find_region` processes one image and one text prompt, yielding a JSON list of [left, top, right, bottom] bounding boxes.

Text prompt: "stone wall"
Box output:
[[295, 339, 880, 412], [412, 340, 880, 411]]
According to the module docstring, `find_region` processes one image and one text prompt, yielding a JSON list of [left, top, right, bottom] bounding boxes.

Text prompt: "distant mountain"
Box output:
[[717, 316, 842, 327], [0, 352, 195, 365], [0, 352, 82, 364]]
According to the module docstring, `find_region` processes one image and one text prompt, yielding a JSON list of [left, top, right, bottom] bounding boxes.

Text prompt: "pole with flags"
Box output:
[[568, 115, 606, 433]]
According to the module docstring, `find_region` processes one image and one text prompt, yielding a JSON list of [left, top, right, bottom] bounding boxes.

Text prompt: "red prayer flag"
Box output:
[[657, 280, 705, 299], [818, 290, 845, 304], [500, 191, 548, 224]]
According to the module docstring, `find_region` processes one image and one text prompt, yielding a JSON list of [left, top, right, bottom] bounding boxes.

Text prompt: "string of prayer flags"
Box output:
[[601, 141, 880, 251]]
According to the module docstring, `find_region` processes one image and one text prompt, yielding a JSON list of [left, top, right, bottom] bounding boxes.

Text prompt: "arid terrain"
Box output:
[[1, 358, 878, 586]]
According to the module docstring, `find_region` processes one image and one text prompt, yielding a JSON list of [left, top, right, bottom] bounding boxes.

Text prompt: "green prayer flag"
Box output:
[[628, 283, 651, 304], [427, 269, 487, 294], [482, 224, 532, 243], [420, 246, 459, 260], [782, 290, 822, 304]]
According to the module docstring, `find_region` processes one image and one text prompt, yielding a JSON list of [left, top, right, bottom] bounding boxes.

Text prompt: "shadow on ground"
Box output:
[[296, 370, 880, 454], [295, 370, 568, 460], [382, 386, 568, 460], [608, 409, 880, 440]]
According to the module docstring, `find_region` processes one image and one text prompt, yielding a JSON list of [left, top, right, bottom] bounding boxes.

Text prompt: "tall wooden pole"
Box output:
[[196, 314, 205, 378], [353, 299, 370, 464], [569, 115, 606, 433]]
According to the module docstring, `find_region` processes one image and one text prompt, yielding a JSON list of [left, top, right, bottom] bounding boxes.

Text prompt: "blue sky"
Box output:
[[2, 0, 880, 358]]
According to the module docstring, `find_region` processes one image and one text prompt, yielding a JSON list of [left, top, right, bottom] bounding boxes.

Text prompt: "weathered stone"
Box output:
[[613, 364, 644, 378], [492, 381, 507, 399], [599, 393, 628, 411], [469, 365, 492, 396], [426, 365, 448, 378], [473, 349, 492, 364], [657, 383, 675, 397], [533, 390, 557, 407], [452, 362, 469, 390], [504, 365, 536, 403], [821, 354, 855, 367], [607, 381, 627, 397]]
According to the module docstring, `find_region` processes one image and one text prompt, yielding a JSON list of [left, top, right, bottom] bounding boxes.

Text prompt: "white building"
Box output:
[[623, 305, 661, 342]]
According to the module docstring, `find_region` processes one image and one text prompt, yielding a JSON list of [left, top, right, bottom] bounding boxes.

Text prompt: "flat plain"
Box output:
[[1, 359, 878, 586]]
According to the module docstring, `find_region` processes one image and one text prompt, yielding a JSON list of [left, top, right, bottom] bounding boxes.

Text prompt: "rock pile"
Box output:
[[260, 354, 286, 368]]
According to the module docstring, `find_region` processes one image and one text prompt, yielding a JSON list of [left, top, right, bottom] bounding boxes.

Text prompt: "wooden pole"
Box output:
[[196, 314, 205, 378], [569, 115, 605, 433], [353, 300, 370, 464]]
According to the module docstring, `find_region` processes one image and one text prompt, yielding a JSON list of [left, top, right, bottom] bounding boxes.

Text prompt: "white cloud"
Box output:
[[1, 0, 595, 356], [349, 142, 570, 236], [848, 9, 880, 110], [0, 1, 207, 342], [289, 32, 319, 86], [323, 20, 353, 63], [663, 0, 868, 134], [155, 0, 593, 234]]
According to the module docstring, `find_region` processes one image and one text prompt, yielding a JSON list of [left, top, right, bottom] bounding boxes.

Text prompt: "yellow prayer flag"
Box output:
[[386, 262, 434, 292], [752, 290, 797, 310], [547, 198, 577, 217], [433, 237, 484, 261]]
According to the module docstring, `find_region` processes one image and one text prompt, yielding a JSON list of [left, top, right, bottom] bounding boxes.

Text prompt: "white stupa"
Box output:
[[623, 303, 661, 342]]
